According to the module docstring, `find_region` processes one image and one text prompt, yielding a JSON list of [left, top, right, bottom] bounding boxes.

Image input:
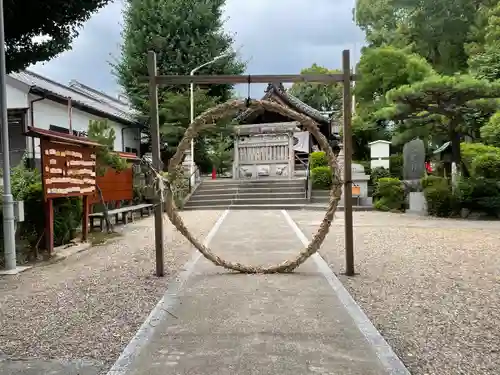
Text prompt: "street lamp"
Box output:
[[189, 50, 232, 186]]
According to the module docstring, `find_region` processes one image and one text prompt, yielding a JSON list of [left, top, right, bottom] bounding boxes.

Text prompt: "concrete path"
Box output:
[[109, 210, 406, 375]]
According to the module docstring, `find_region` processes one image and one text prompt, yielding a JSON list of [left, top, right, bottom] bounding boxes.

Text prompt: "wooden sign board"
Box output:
[[41, 139, 97, 200]]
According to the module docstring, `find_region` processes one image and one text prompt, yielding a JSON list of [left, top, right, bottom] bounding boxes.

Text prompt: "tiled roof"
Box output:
[[9, 70, 139, 126]]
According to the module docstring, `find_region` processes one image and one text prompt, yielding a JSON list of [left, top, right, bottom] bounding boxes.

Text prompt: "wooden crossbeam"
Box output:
[[142, 73, 358, 85]]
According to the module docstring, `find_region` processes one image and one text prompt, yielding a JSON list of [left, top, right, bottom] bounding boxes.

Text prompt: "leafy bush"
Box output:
[[373, 177, 404, 211], [133, 184, 147, 204], [389, 154, 404, 179], [309, 151, 328, 169], [471, 153, 500, 179], [311, 166, 333, 189], [421, 175, 448, 189], [456, 177, 500, 216], [1, 161, 83, 260], [371, 167, 391, 184], [424, 183, 458, 217]]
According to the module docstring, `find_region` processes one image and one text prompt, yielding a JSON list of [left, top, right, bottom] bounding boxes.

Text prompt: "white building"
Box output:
[[4, 70, 142, 168]]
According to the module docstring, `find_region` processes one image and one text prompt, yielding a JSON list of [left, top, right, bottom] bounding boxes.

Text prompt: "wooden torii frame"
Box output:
[[145, 49, 357, 277]]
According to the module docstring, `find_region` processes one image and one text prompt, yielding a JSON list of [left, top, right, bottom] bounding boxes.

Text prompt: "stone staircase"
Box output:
[[183, 178, 307, 210]]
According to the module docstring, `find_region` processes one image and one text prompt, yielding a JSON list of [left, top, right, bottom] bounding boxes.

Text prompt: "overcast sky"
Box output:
[[31, 0, 365, 99]]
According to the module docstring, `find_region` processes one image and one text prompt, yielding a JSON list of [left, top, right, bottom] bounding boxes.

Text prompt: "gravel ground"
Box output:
[[289, 211, 500, 375], [0, 211, 222, 371]]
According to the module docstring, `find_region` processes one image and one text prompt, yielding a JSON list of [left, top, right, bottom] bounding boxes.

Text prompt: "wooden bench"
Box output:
[[89, 203, 154, 231]]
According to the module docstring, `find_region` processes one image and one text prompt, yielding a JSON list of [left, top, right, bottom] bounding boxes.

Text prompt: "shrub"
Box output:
[[456, 177, 500, 216], [371, 167, 391, 184], [1, 161, 83, 260], [424, 184, 458, 217], [421, 175, 448, 189], [373, 177, 404, 211], [311, 166, 333, 189], [389, 154, 403, 179], [309, 151, 328, 169], [471, 153, 500, 179]]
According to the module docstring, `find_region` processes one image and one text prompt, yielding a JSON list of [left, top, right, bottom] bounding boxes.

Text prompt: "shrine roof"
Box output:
[[235, 83, 332, 126]]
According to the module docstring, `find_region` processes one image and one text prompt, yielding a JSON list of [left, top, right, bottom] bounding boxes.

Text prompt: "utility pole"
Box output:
[[0, 0, 17, 271], [147, 51, 165, 277], [342, 50, 355, 276]]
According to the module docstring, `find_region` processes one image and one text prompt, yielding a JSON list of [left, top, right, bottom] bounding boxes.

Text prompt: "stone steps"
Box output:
[[185, 178, 307, 210], [189, 191, 305, 201], [182, 204, 375, 211], [193, 186, 306, 195]]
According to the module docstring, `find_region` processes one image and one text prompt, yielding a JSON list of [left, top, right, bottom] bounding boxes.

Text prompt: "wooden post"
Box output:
[[82, 195, 89, 242], [342, 49, 355, 276], [148, 51, 165, 277], [45, 199, 54, 254]]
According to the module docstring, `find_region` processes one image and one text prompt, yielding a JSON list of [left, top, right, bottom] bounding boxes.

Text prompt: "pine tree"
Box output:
[[88, 120, 128, 232]]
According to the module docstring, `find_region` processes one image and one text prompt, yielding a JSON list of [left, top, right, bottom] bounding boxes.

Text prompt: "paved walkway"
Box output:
[[110, 210, 405, 375]]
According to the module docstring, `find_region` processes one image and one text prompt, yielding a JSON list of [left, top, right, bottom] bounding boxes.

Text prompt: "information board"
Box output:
[[41, 139, 97, 199]]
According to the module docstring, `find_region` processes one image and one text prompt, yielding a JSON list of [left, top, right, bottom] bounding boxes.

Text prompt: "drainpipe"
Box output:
[[121, 126, 127, 152]]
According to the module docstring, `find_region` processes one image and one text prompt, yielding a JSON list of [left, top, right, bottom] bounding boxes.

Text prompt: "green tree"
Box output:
[[351, 47, 434, 159], [114, 0, 244, 167], [114, 0, 244, 116], [206, 135, 233, 175], [481, 112, 500, 147], [288, 64, 342, 113], [87, 119, 127, 232], [355, 0, 491, 74], [468, 2, 500, 81], [6, 0, 112, 72], [378, 75, 500, 171], [355, 46, 435, 113]]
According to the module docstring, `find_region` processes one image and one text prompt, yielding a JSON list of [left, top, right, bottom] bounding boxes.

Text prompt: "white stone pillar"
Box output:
[[233, 138, 239, 179], [288, 133, 294, 179]]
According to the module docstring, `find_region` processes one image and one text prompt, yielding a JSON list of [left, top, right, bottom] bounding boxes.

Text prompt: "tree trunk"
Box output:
[[96, 184, 113, 233]]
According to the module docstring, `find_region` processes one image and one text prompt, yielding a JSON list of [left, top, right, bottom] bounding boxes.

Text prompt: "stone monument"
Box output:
[[403, 138, 426, 180]]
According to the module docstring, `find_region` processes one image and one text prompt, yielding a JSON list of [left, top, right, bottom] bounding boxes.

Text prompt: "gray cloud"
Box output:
[[31, 0, 365, 99]]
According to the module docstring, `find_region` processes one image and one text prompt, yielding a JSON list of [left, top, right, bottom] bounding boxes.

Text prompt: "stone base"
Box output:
[[0, 265, 32, 275], [407, 192, 427, 215]]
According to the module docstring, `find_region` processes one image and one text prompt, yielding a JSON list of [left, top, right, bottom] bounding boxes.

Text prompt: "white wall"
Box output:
[[27, 94, 140, 158], [6, 83, 28, 108]]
